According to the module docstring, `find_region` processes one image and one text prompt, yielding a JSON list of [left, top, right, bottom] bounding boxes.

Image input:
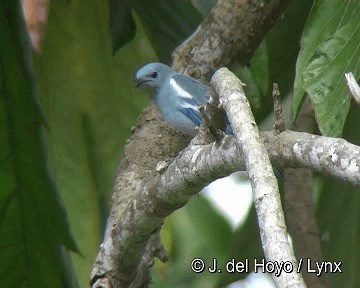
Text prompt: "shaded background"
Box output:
[[0, 0, 359, 287]]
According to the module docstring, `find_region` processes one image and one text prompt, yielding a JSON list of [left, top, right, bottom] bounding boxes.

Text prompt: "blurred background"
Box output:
[[0, 0, 359, 287]]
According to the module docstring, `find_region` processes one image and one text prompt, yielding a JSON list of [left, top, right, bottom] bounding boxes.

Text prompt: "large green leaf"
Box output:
[[34, 1, 155, 286], [0, 1, 78, 287], [236, 0, 313, 123], [293, 0, 360, 136], [110, 0, 202, 63], [132, 0, 202, 64], [109, 0, 136, 54]]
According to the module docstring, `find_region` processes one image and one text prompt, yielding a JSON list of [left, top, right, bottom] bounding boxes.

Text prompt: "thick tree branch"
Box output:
[[172, 0, 292, 81], [263, 131, 360, 185], [91, 128, 360, 287], [91, 110, 360, 288], [91, 0, 297, 287], [156, 131, 360, 200], [212, 68, 305, 287]]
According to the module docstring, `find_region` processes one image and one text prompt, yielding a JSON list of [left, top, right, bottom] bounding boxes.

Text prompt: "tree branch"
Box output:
[[283, 96, 329, 288], [284, 168, 329, 288], [272, 83, 286, 134], [212, 68, 306, 287], [172, 0, 292, 81], [91, 127, 360, 287], [90, 0, 300, 286], [91, 109, 360, 287], [262, 131, 360, 186]]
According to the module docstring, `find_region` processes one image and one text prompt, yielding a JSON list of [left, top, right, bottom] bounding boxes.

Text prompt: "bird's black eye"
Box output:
[[151, 72, 158, 78]]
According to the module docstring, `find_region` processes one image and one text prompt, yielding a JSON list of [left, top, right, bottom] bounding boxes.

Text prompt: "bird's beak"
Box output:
[[135, 79, 142, 88], [134, 79, 148, 88]]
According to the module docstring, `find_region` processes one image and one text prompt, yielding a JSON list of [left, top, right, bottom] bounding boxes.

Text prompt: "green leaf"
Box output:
[[0, 1, 78, 287], [235, 43, 269, 110], [110, 0, 137, 55], [132, 0, 202, 64], [293, 0, 360, 136], [33, 1, 154, 286], [236, 0, 313, 123]]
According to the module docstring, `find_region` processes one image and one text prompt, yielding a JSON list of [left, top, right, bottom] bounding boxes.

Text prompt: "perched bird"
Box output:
[[135, 62, 223, 136], [135, 63, 282, 178]]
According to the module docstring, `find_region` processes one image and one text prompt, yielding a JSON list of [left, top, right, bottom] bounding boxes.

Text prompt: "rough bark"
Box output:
[[90, 0, 296, 287], [212, 68, 306, 287], [173, 0, 292, 82], [91, 123, 360, 287]]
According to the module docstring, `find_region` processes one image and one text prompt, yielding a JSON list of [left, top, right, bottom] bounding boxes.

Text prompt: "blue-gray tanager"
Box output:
[[135, 63, 282, 177], [135, 62, 231, 136]]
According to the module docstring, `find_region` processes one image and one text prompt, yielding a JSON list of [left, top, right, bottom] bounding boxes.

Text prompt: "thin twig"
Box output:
[[272, 83, 286, 134]]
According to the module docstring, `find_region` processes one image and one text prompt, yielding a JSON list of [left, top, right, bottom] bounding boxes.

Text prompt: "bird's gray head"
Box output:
[[135, 63, 175, 94]]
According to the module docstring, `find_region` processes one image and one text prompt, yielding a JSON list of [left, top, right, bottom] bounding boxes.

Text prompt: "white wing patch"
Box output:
[[169, 78, 194, 100]]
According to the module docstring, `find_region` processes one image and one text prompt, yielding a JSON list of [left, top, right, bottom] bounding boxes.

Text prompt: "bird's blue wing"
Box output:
[[168, 74, 211, 126], [178, 107, 203, 126], [171, 74, 211, 105]]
